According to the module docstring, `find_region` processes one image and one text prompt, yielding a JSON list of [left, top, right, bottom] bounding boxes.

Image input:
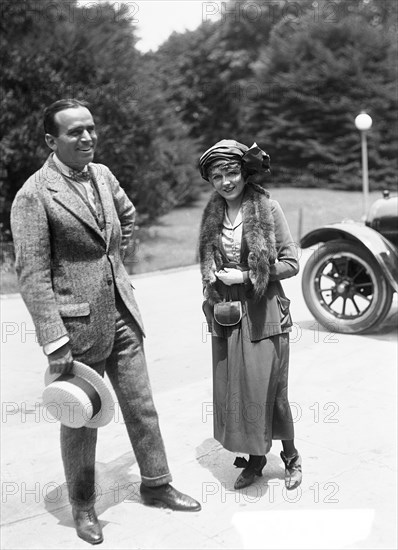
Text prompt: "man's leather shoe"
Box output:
[[72, 506, 103, 545], [140, 483, 201, 512], [234, 455, 267, 490], [280, 451, 302, 490]]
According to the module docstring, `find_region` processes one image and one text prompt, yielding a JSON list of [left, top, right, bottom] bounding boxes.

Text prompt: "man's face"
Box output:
[[45, 106, 97, 170]]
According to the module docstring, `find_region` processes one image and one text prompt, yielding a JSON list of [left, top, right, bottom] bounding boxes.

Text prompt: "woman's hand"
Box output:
[[215, 268, 245, 286]]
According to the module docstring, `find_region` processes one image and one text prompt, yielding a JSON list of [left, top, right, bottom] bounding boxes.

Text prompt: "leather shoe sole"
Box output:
[[140, 483, 201, 512], [76, 531, 104, 546]]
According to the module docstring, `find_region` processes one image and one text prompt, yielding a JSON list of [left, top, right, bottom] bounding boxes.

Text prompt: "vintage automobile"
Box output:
[[300, 190, 398, 334]]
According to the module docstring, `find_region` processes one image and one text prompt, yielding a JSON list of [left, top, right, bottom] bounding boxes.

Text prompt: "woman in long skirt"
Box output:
[[198, 139, 302, 490]]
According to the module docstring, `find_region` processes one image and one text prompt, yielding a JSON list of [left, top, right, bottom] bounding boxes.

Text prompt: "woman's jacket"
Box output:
[[199, 184, 299, 341]]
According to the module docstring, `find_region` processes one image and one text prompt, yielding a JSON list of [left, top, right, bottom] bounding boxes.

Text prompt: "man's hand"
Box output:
[[48, 342, 74, 375], [215, 268, 244, 286]]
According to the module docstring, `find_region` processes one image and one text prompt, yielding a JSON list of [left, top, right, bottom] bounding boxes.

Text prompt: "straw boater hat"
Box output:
[[42, 361, 115, 428]]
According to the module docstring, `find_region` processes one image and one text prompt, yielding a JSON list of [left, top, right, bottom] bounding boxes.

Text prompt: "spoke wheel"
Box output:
[[302, 241, 393, 334]]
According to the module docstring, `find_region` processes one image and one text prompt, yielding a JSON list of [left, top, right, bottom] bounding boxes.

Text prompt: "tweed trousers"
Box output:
[[60, 291, 172, 510]]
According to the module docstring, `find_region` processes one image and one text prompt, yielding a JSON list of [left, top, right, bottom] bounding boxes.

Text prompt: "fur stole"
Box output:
[[199, 184, 276, 304]]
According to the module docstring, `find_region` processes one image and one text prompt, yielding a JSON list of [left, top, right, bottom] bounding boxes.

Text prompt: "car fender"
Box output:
[[300, 222, 398, 292]]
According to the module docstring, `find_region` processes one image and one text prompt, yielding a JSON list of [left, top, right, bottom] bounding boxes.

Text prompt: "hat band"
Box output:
[[56, 374, 102, 418]]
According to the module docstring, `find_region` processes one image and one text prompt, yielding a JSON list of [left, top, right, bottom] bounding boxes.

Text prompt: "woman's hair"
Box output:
[[208, 157, 270, 197], [199, 139, 270, 186], [241, 165, 270, 197]]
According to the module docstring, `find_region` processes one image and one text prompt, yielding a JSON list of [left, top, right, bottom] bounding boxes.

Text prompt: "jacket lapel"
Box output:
[[88, 164, 114, 249], [44, 155, 105, 241]]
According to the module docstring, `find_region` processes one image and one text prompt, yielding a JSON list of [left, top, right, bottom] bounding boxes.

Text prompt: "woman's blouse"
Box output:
[[221, 199, 298, 281], [221, 208, 243, 263]]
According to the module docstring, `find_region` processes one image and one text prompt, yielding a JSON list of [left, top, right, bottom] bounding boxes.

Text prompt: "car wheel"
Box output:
[[302, 240, 393, 334]]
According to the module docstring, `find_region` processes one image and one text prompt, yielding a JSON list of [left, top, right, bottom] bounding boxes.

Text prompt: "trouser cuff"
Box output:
[[141, 472, 172, 487]]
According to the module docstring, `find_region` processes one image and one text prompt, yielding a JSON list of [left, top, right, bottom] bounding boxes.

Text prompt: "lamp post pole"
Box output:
[[354, 112, 373, 217], [360, 129, 369, 214]]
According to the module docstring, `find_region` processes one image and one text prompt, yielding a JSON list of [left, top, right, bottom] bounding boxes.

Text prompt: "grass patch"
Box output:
[[1, 187, 386, 293]]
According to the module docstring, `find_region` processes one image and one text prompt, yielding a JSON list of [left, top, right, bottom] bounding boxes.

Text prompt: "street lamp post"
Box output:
[[354, 112, 373, 217]]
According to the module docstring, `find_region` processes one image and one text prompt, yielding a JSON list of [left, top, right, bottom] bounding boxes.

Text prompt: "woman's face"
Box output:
[[209, 161, 246, 203]]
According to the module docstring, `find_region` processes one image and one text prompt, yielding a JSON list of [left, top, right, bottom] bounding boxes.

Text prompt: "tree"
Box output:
[[244, 1, 398, 189], [152, 1, 316, 149], [0, 0, 203, 242]]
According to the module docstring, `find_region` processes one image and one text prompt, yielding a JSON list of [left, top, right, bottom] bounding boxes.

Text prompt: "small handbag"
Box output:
[[213, 300, 242, 326]]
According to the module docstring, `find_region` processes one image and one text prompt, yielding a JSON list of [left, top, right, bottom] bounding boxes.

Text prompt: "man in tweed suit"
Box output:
[[11, 99, 201, 545]]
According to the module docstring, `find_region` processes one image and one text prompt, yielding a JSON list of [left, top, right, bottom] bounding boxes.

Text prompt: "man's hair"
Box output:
[[43, 98, 90, 136]]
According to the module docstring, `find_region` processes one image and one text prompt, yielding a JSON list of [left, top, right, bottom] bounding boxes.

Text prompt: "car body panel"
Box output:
[[366, 195, 398, 247], [300, 222, 398, 293]]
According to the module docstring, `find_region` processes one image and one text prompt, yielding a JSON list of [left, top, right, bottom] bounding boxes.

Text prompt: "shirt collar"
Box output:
[[53, 153, 89, 177], [223, 207, 243, 230]]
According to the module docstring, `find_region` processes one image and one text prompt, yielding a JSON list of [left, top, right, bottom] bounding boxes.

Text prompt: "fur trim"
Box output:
[[199, 184, 276, 303]]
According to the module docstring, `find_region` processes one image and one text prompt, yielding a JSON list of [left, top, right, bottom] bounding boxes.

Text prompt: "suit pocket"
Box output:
[[58, 302, 92, 355], [276, 295, 292, 330], [58, 302, 90, 317]]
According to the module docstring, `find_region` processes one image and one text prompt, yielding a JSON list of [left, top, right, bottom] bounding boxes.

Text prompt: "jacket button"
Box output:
[[107, 279, 113, 286]]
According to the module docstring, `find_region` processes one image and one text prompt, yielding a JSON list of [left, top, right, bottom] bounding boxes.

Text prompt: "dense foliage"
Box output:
[[154, 0, 397, 190], [0, 0, 201, 239], [1, 0, 397, 245]]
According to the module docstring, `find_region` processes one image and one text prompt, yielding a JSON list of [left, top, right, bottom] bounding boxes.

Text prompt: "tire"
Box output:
[[302, 240, 393, 334]]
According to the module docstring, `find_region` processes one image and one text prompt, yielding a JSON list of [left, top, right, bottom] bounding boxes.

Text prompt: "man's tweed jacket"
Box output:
[[11, 154, 145, 364]]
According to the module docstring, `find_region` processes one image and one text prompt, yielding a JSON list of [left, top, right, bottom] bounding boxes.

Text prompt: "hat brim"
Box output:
[[44, 361, 115, 428], [199, 139, 248, 180]]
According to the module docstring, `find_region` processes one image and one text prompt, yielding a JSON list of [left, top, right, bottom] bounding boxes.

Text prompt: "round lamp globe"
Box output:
[[355, 113, 373, 131]]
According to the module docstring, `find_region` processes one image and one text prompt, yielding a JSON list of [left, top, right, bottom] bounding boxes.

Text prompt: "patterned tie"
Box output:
[[68, 168, 96, 208], [69, 168, 92, 183], [68, 169, 105, 231]]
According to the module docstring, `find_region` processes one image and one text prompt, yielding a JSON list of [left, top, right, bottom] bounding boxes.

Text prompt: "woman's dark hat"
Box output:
[[42, 361, 115, 428], [199, 139, 271, 181]]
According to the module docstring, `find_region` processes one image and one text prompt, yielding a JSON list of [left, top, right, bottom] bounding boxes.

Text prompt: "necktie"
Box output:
[[69, 169, 96, 209], [69, 169, 92, 183], [68, 169, 105, 231]]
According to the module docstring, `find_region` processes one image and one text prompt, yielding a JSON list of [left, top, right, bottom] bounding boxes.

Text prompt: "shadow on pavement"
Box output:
[[195, 438, 285, 498], [44, 451, 141, 527]]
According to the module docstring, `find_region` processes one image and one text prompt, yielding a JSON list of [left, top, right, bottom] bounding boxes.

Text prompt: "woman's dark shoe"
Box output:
[[72, 506, 103, 545], [280, 451, 302, 490], [140, 483, 201, 512], [234, 455, 267, 490]]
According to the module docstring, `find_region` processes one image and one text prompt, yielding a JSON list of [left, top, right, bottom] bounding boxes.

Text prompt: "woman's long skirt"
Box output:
[[211, 311, 295, 455]]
